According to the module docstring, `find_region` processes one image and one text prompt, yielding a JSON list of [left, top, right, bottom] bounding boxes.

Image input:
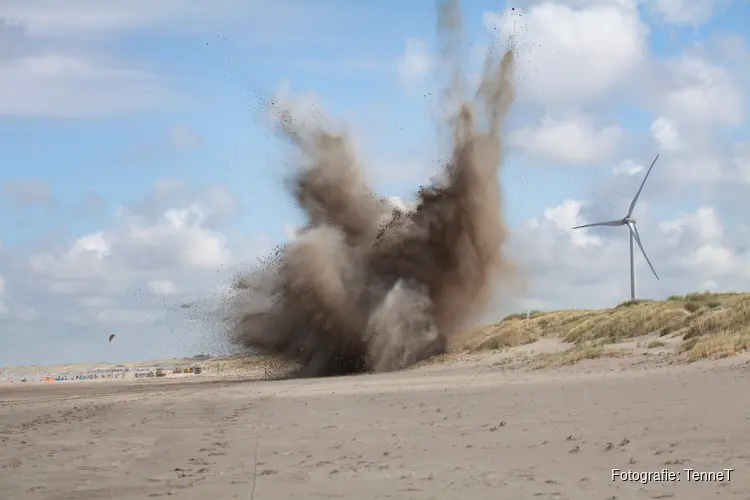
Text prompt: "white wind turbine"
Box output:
[[572, 155, 660, 301]]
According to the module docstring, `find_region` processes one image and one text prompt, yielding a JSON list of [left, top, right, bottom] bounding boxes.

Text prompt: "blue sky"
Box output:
[[1, 0, 749, 366]]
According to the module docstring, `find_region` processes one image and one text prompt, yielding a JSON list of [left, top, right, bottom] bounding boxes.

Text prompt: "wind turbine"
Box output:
[[572, 155, 660, 301]]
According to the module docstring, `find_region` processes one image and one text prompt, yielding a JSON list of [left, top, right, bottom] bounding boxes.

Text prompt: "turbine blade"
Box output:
[[627, 154, 659, 217], [628, 223, 659, 280], [572, 220, 625, 230]]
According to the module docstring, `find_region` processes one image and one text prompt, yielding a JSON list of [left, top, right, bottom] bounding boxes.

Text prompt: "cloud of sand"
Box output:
[[225, 0, 516, 377]]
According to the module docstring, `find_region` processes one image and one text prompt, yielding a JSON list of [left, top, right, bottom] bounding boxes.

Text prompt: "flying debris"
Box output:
[[226, 0, 517, 377], [572, 154, 660, 301], [108, 334, 116, 344]]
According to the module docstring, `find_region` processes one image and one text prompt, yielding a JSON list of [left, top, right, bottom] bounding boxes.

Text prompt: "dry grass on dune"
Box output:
[[453, 292, 750, 364], [225, 292, 750, 374]]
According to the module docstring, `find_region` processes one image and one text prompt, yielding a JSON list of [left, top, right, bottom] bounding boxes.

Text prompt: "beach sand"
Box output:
[[1, 352, 749, 499]]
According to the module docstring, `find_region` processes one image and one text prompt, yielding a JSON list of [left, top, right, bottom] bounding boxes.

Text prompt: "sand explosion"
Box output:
[[226, 1, 516, 377]]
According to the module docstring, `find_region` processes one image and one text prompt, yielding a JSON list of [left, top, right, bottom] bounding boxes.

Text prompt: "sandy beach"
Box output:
[[1, 353, 749, 500]]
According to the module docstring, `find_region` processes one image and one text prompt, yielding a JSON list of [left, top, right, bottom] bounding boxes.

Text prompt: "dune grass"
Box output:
[[454, 292, 750, 364], [533, 346, 626, 368]]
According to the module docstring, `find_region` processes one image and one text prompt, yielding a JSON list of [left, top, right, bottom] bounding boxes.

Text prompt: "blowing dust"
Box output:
[[226, 1, 517, 377]]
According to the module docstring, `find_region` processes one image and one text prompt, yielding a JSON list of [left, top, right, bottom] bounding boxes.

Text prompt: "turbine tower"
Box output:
[[572, 155, 660, 301]]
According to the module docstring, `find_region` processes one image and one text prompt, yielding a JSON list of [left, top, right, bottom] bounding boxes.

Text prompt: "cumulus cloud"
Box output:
[[650, 116, 682, 152], [485, 1, 648, 106], [268, 80, 329, 130], [148, 280, 179, 296], [660, 207, 724, 246], [0, 180, 271, 365], [0, 18, 172, 118], [0, 0, 317, 118], [396, 38, 435, 92], [0, 0, 362, 118], [0, 6, 174, 118], [0, 56, 172, 118], [660, 55, 745, 127], [642, 0, 723, 25], [613, 159, 646, 176], [168, 125, 203, 151], [485, 1, 748, 215], [509, 114, 623, 165], [0, 0, 256, 37], [542, 200, 603, 248], [507, 201, 750, 312]]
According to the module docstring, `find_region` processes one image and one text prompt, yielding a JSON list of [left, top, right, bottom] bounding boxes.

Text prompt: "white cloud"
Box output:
[[26, 184, 242, 288], [148, 280, 179, 296], [0, 179, 275, 365], [485, 2, 648, 106], [0, 54, 172, 118], [168, 125, 203, 150], [396, 38, 434, 92], [613, 159, 645, 176], [0, 2, 244, 119], [678, 243, 736, 276], [30, 231, 113, 282], [543, 200, 602, 247], [72, 232, 111, 259], [509, 114, 623, 165], [0, 0, 250, 36], [642, 0, 722, 25], [0, 0, 352, 118], [268, 80, 328, 131], [659, 207, 724, 244], [124, 205, 232, 270], [507, 202, 749, 311], [481, 1, 746, 216], [650, 116, 682, 152], [0, 0, 341, 45], [661, 55, 745, 127]]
